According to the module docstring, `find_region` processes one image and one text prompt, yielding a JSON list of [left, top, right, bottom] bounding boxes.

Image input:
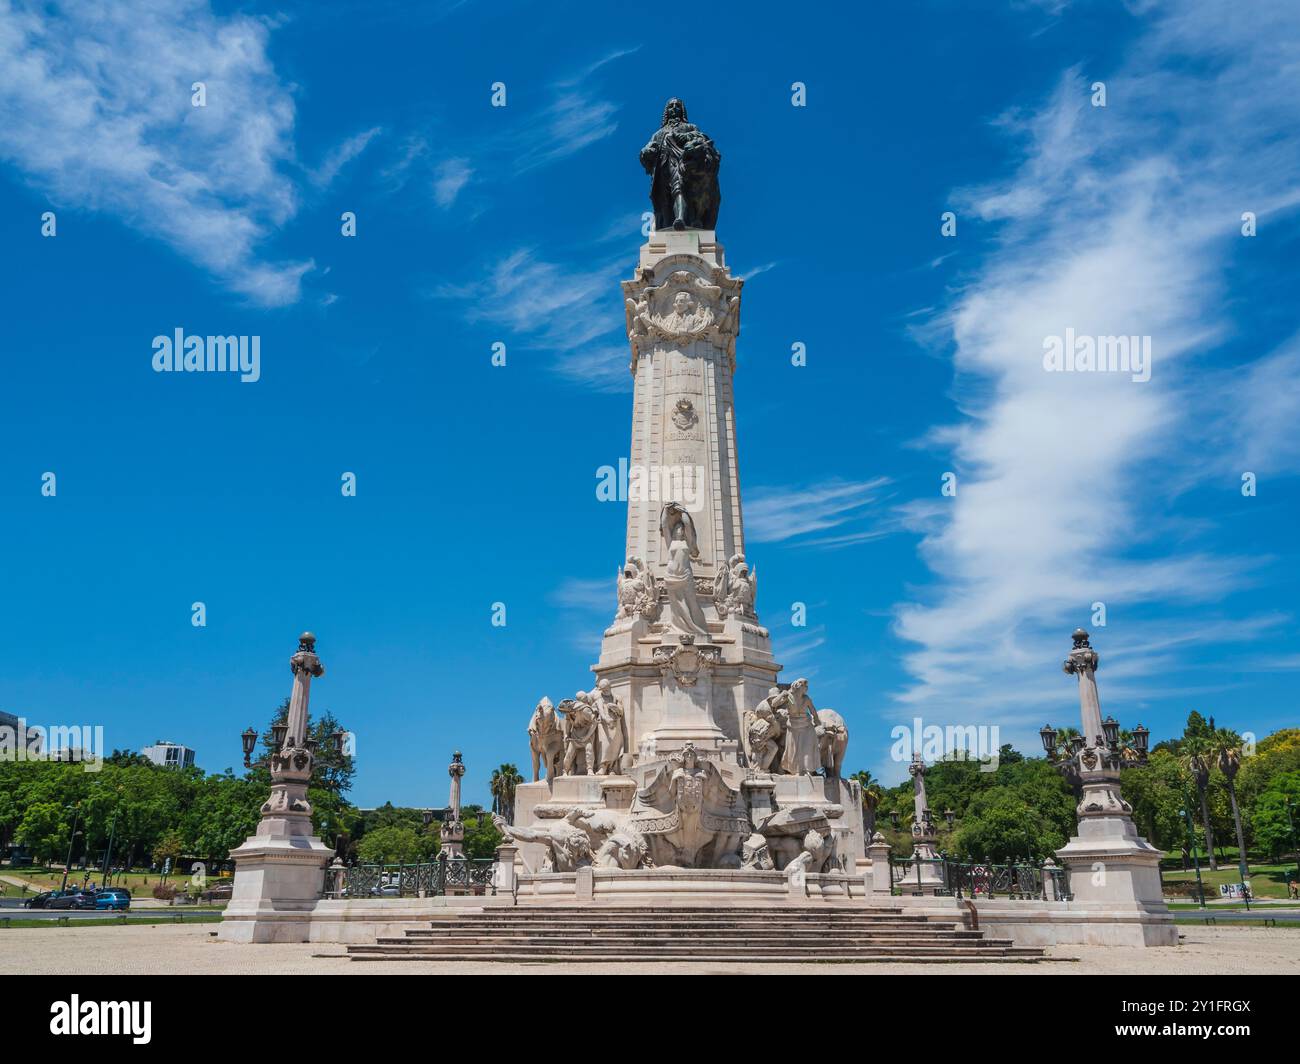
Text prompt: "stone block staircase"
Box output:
[[345, 906, 1047, 963]]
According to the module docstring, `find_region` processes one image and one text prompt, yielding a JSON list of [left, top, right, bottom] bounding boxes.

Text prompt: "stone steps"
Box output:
[[343, 905, 1047, 964], [350, 946, 1044, 962]]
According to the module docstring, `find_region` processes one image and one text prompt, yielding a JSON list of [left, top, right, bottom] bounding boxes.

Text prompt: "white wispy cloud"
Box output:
[[747, 478, 891, 545], [0, 0, 311, 306], [890, 1, 1300, 739], [549, 577, 612, 612], [434, 247, 629, 389], [738, 261, 779, 281], [432, 157, 473, 208], [308, 126, 383, 187]]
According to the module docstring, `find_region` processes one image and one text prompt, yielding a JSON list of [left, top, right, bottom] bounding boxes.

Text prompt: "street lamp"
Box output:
[[1181, 800, 1207, 909], [271, 722, 288, 750], [1284, 798, 1299, 895], [943, 808, 956, 828], [240, 727, 258, 767], [60, 804, 83, 892], [1039, 724, 1057, 760]]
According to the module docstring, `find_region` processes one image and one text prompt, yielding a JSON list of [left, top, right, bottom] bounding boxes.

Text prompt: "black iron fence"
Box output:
[[323, 858, 496, 899], [889, 855, 1072, 901]]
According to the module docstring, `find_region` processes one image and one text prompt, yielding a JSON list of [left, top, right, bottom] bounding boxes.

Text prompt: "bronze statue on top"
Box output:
[[639, 98, 721, 232]]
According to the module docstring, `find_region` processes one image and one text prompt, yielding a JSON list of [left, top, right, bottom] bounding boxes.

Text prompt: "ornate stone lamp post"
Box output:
[[1039, 629, 1150, 811], [1043, 628, 1174, 945], [899, 753, 944, 894], [440, 751, 466, 860], [218, 633, 336, 943]]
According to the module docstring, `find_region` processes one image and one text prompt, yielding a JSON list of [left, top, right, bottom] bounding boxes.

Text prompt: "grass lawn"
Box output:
[[3, 866, 232, 895], [1173, 915, 1300, 928], [0, 913, 224, 929], [1160, 861, 1299, 900]]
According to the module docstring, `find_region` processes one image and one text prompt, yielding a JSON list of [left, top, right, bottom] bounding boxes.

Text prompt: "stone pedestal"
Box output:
[[218, 830, 334, 943], [1055, 812, 1176, 945]]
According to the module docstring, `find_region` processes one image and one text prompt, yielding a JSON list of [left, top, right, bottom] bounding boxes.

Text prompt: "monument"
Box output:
[[219, 633, 335, 942], [503, 100, 866, 896]]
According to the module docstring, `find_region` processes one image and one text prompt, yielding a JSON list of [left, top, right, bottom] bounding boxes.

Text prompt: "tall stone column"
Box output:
[[901, 753, 943, 894], [218, 633, 335, 943], [596, 227, 778, 760], [1052, 629, 1176, 945], [440, 751, 466, 859]]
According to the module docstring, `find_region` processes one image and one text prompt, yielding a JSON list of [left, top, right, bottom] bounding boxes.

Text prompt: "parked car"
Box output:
[[94, 888, 131, 911], [47, 889, 97, 910], [23, 890, 61, 909]]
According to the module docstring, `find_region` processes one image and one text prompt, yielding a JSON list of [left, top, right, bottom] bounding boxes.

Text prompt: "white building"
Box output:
[[141, 740, 196, 769]]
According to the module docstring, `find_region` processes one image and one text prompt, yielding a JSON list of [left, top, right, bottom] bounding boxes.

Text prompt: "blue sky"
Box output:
[[0, 0, 1296, 806]]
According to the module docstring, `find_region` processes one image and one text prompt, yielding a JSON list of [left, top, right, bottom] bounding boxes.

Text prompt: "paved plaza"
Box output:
[[4, 923, 1296, 975]]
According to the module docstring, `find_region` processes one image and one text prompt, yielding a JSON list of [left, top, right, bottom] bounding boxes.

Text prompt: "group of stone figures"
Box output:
[[616, 551, 756, 624], [745, 679, 849, 778], [527, 675, 848, 782], [495, 742, 843, 876], [528, 680, 627, 781]]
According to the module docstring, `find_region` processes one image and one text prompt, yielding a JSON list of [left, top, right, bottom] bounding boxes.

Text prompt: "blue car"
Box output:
[[94, 888, 131, 911]]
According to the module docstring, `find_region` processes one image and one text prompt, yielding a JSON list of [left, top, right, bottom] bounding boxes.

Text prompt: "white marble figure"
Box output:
[[557, 692, 599, 775], [740, 832, 775, 870], [743, 696, 784, 774], [784, 828, 837, 876], [590, 679, 628, 774], [527, 696, 564, 782], [779, 678, 821, 776], [615, 555, 659, 621], [660, 502, 710, 638], [492, 810, 592, 873], [816, 708, 849, 779], [630, 742, 749, 868], [573, 809, 650, 870], [713, 553, 757, 619]]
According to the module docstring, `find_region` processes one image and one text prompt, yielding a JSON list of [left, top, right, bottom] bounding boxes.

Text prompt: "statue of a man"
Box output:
[[591, 679, 627, 774], [639, 98, 721, 231]]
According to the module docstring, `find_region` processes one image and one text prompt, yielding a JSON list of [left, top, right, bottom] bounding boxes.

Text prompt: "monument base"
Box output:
[[218, 830, 334, 943], [1054, 814, 1176, 946]]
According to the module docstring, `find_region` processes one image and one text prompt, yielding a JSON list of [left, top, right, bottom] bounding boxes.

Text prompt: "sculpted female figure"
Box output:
[[779, 678, 821, 776], [660, 502, 710, 638]]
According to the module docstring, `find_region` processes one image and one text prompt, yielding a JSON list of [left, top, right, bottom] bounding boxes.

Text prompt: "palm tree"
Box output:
[[850, 770, 884, 839], [489, 763, 524, 824], [1212, 728, 1249, 881], [1049, 727, 1083, 798], [1184, 738, 1218, 871]]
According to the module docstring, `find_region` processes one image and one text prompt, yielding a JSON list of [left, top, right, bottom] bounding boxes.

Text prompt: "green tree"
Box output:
[[1183, 734, 1218, 870], [355, 825, 428, 865], [489, 763, 524, 824], [15, 800, 68, 865], [950, 788, 1067, 862], [1252, 772, 1300, 862]]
